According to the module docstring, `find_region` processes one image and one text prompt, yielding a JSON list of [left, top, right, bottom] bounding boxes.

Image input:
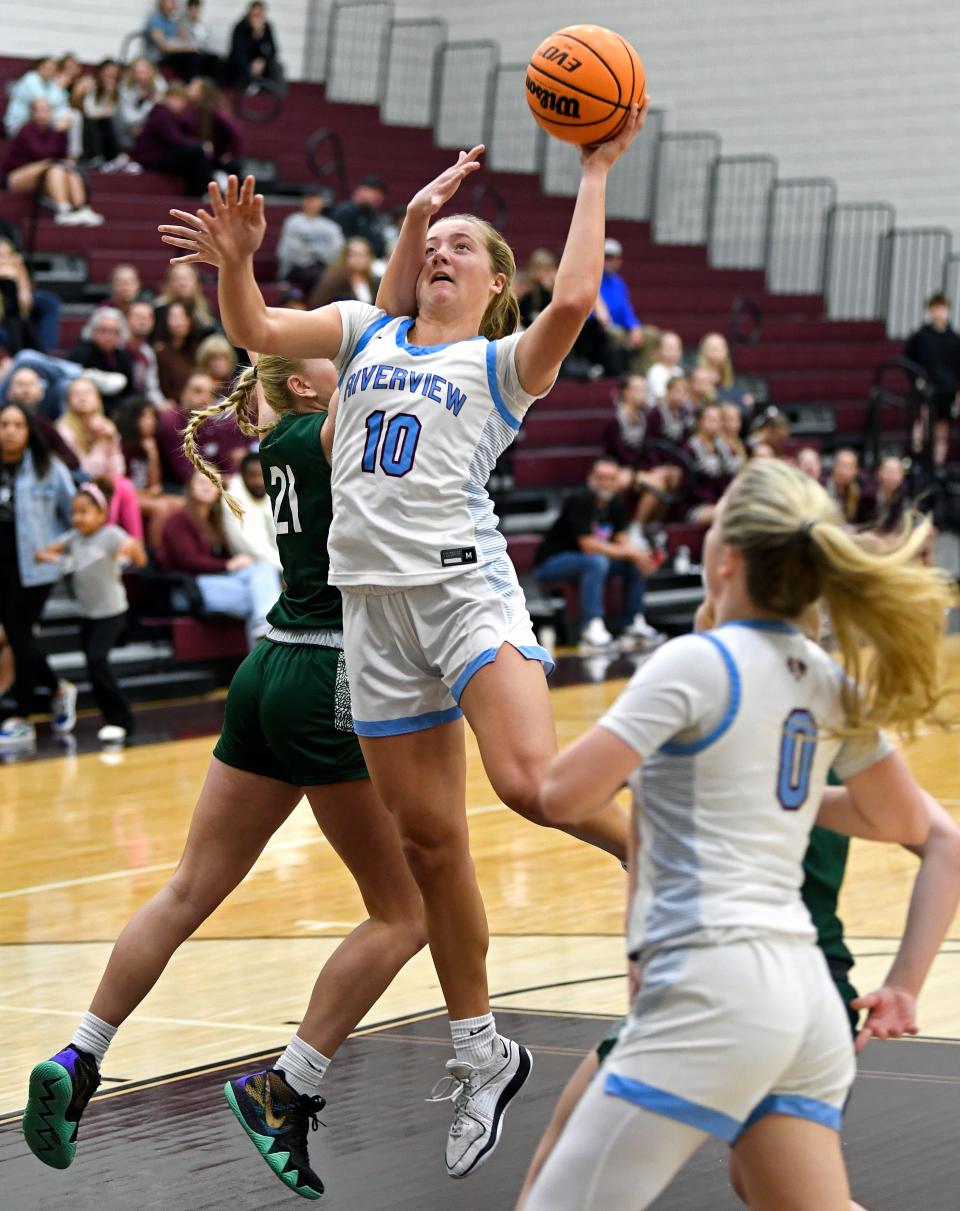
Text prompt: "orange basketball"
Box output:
[[525, 24, 645, 145]]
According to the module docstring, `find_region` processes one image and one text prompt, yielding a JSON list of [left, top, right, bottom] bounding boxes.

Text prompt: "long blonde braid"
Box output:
[[181, 356, 307, 520]]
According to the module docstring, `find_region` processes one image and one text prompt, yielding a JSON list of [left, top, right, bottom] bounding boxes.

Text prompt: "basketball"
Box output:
[[525, 24, 646, 145]]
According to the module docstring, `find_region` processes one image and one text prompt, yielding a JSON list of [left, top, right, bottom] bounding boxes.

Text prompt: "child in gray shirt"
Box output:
[[36, 479, 147, 744]]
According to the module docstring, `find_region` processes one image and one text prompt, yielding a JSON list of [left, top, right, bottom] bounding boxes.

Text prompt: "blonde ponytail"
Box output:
[[181, 355, 313, 521], [720, 458, 957, 738]]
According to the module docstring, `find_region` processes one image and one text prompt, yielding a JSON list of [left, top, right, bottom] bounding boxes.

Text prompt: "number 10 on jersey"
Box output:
[[362, 410, 422, 477]]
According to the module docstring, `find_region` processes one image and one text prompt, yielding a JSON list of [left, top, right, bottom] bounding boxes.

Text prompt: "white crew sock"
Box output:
[[450, 1012, 497, 1067], [71, 1012, 117, 1068], [275, 1034, 330, 1098]]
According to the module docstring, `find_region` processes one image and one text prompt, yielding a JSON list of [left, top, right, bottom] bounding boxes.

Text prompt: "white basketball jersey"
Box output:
[[328, 302, 547, 587], [598, 621, 892, 961]]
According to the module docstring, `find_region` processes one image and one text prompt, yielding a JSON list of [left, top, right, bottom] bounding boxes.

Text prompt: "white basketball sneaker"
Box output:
[[427, 1036, 532, 1178]]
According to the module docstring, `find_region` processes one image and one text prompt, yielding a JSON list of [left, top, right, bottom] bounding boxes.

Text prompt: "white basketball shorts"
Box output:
[[340, 557, 554, 736], [525, 937, 856, 1211]]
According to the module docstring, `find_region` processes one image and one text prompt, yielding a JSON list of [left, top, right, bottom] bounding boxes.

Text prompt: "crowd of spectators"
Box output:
[[1, 2, 279, 209]]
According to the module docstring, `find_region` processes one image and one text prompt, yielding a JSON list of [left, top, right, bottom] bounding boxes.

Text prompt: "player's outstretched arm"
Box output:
[[851, 792, 960, 1052], [159, 175, 344, 359], [539, 725, 639, 826], [515, 100, 648, 397], [375, 146, 484, 318]]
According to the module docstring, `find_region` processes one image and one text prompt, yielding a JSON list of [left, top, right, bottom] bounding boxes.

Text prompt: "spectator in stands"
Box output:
[[0, 402, 77, 749], [228, 1, 285, 92], [195, 333, 238, 395], [309, 237, 379, 308], [35, 477, 147, 744], [795, 445, 823, 482], [327, 175, 391, 259], [646, 331, 683, 402], [0, 237, 60, 354], [221, 451, 280, 571], [116, 57, 167, 150], [55, 377, 144, 538], [116, 397, 184, 546], [157, 470, 281, 647], [185, 78, 244, 182], [2, 98, 104, 227], [595, 238, 646, 373], [125, 300, 165, 405], [67, 309, 135, 404], [146, 0, 220, 82], [824, 447, 868, 525], [748, 405, 790, 458], [153, 262, 217, 340], [4, 55, 82, 157], [101, 264, 146, 317], [688, 365, 718, 410], [73, 59, 132, 171], [0, 349, 126, 422], [869, 455, 909, 534], [720, 402, 748, 469], [154, 301, 204, 400], [3, 365, 80, 466], [134, 84, 216, 197], [904, 291, 960, 468], [275, 186, 345, 294], [647, 371, 694, 448], [534, 457, 661, 652], [682, 402, 736, 524], [603, 373, 684, 526], [520, 248, 615, 379], [697, 331, 754, 411], [181, 0, 222, 66], [157, 371, 250, 483]]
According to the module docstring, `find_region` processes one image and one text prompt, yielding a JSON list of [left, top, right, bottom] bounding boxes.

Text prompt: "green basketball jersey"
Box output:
[[801, 767, 854, 969], [260, 411, 342, 631]]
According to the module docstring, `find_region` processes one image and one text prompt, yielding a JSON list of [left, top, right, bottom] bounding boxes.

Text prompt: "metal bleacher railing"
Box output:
[[312, 0, 954, 343]]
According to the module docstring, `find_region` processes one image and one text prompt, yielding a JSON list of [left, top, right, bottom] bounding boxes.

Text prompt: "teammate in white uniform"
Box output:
[[523, 457, 956, 1210], [159, 103, 648, 1178]]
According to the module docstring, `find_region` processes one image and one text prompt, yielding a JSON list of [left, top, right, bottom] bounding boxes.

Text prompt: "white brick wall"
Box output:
[[389, 0, 960, 244], [9, 1, 960, 243]]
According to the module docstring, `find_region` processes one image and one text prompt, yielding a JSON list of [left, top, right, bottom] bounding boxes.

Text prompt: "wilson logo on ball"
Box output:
[[525, 76, 581, 118]]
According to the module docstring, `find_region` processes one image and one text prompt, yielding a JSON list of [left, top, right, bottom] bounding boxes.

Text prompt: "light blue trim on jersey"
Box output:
[[395, 317, 486, 356], [737, 1094, 842, 1139], [604, 1074, 741, 1144], [485, 340, 522, 432], [353, 704, 463, 737], [450, 642, 555, 703], [721, 619, 800, 635], [338, 313, 395, 385], [660, 632, 741, 756]]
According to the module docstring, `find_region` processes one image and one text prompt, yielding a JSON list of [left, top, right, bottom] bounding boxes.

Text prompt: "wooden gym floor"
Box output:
[[0, 639, 958, 1206]]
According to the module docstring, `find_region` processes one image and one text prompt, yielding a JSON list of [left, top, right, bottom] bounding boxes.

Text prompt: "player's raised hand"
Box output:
[[850, 984, 919, 1053], [579, 97, 650, 172], [158, 174, 266, 267], [408, 146, 484, 219]]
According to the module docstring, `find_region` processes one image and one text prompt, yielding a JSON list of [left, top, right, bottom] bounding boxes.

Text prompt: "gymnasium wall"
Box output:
[[8, 2, 960, 242], [391, 0, 960, 243]]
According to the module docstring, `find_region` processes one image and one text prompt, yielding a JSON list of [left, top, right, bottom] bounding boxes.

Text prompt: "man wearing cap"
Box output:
[[594, 237, 654, 374], [904, 291, 960, 468], [328, 175, 391, 259], [276, 185, 345, 294]]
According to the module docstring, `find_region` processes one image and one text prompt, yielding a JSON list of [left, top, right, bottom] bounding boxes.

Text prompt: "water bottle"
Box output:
[[674, 545, 691, 575]]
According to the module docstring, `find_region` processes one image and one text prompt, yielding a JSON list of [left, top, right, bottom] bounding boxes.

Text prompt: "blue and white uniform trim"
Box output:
[[352, 704, 464, 737], [449, 642, 555, 704]]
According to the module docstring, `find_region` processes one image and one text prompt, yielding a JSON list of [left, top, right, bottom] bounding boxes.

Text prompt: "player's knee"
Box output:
[[399, 827, 470, 888]]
